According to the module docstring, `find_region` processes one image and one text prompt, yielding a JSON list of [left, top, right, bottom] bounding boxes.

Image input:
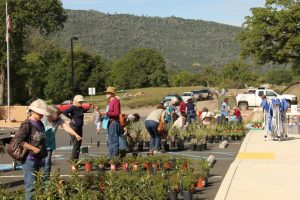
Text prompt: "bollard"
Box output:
[[219, 140, 228, 149], [207, 155, 216, 167], [97, 141, 100, 147]]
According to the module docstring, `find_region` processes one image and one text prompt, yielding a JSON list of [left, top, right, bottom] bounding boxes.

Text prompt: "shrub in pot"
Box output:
[[190, 139, 197, 151], [83, 157, 93, 172], [181, 172, 195, 200], [109, 157, 119, 171], [96, 156, 108, 171], [167, 173, 180, 200], [198, 158, 210, 187]]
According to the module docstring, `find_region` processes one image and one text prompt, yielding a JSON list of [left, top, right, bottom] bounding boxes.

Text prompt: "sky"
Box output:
[[61, 0, 265, 26]]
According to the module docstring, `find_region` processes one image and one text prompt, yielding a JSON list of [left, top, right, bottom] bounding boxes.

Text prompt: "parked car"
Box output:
[[181, 92, 195, 103], [192, 90, 201, 101], [236, 88, 297, 110], [56, 100, 93, 113], [161, 93, 181, 104], [198, 89, 213, 100]]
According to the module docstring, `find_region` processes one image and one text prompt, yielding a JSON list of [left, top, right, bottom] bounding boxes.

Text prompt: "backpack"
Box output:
[[7, 121, 32, 161], [119, 114, 128, 127]]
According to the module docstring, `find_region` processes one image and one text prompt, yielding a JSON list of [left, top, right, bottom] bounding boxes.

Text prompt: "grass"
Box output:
[[86, 86, 203, 108]]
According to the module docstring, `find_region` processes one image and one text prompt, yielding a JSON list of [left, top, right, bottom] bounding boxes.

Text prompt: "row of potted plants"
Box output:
[[125, 122, 246, 153], [0, 156, 210, 200]]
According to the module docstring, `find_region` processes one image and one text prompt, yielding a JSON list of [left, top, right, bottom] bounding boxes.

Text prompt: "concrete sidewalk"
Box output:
[[215, 130, 300, 200]]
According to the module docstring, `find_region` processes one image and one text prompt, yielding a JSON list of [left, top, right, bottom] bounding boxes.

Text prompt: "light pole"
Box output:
[[71, 36, 78, 98]]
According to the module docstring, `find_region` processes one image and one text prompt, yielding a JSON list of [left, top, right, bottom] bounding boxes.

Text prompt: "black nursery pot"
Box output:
[[170, 141, 176, 147], [207, 136, 213, 144], [144, 141, 150, 147], [183, 191, 193, 200], [138, 142, 144, 152], [214, 136, 220, 143], [169, 191, 178, 200], [177, 142, 184, 151], [203, 143, 207, 150], [164, 144, 170, 152], [190, 144, 197, 151]]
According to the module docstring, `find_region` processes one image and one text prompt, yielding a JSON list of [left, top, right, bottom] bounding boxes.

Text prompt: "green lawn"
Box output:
[[86, 86, 204, 108]]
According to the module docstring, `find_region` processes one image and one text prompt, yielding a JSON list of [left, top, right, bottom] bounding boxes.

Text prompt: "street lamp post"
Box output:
[[71, 36, 78, 98]]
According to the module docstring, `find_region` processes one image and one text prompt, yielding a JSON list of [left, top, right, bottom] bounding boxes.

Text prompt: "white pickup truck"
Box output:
[[236, 88, 297, 110]]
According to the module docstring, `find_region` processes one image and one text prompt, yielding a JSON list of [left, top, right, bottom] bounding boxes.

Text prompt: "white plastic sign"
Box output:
[[88, 87, 96, 95]]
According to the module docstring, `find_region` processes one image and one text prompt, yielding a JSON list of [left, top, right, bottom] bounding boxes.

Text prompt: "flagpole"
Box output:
[[6, 1, 10, 125]]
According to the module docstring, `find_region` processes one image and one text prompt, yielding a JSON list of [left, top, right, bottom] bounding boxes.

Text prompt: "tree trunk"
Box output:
[[0, 68, 5, 105]]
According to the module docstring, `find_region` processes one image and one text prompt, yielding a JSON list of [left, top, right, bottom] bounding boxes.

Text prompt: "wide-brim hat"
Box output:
[[105, 86, 116, 94], [28, 99, 49, 116], [73, 95, 84, 102]]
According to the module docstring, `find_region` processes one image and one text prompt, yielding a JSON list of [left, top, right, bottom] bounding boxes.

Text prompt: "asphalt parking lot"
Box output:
[[0, 119, 242, 200]]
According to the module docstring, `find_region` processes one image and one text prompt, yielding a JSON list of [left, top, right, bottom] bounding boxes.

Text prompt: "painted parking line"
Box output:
[[0, 174, 85, 178], [0, 164, 22, 171], [166, 152, 235, 160], [56, 146, 91, 151], [237, 152, 275, 160]]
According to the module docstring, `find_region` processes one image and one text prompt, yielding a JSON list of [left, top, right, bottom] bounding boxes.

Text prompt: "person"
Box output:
[[173, 113, 187, 129], [186, 98, 196, 124], [219, 98, 230, 124], [179, 97, 186, 115], [164, 101, 175, 128], [15, 99, 49, 200], [221, 88, 226, 96], [120, 113, 140, 157], [200, 107, 214, 125], [101, 87, 123, 158], [63, 95, 84, 168], [233, 107, 243, 124], [43, 106, 82, 181], [92, 106, 101, 134], [145, 104, 165, 154]]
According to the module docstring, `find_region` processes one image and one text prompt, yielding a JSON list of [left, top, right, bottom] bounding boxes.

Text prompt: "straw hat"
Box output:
[[73, 95, 84, 102], [105, 86, 116, 94], [28, 99, 49, 116]]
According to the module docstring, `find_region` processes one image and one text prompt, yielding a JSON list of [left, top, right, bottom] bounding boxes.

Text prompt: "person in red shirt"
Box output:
[[101, 86, 122, 158], [179, 98, 186, 115], [233, 107, 243, 124]]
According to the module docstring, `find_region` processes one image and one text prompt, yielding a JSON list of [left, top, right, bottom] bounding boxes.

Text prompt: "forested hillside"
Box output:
[[50, 10, 241, 71]]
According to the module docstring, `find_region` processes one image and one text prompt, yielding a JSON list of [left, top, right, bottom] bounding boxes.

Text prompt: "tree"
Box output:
[[0, 0, 67, 104], [199, 65, 218, 87], [169, 71, 198, 87], [266, 68, 293, 85], [221, 60, 259, 88], [112, 48, 168, 89], [238, 0, 300, 75]]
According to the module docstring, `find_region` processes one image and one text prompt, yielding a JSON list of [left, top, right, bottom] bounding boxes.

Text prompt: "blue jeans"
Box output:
[[22, 159, 43, 200], [119, 135, 127, 151], [43, 150, 53, 181], [187, 110, 196, 124], [145, 120, 161, 151], [108, 121, 123, 158]]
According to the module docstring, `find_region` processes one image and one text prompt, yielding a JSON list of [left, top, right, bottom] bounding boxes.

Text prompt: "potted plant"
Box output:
[[181, 172, 195, 200], [162, 140, 170, 152], [190, 138, 197, 151], [70, 159, 82, 172], [95, 156, 108, 171], [109, 157, 119, 171], [197, 158, 210, 188], [167, 173, 180, 200]]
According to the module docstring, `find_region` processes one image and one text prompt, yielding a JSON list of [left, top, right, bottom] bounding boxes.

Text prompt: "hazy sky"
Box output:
[[61, 0, 265, 26]]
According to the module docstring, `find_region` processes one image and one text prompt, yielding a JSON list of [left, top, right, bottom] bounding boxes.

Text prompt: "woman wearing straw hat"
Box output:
[[14, 99, 49, 200], [101, 86, 123, 158], [63, 95, 85, 166]]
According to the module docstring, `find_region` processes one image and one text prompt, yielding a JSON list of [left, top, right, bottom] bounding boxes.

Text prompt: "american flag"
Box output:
[[6, 14, 11, 42]]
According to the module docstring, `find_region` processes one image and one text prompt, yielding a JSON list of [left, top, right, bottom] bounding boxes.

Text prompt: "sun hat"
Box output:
[[28, 99, 49, 116], [73, 95, 84, 102], [105, 86, 116, 94]]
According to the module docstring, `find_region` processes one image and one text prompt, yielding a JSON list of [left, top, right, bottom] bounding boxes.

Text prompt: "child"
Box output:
[[92, 106, 101, 134], [43, 105, 82, 180], [233, 107, 243, 124]]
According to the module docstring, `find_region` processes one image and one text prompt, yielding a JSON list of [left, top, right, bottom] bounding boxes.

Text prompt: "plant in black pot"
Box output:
[[190, 138, 197, 151], [162, 140, 170, 152], [167, 173, 180, 200], [181, 171, 195, 200]]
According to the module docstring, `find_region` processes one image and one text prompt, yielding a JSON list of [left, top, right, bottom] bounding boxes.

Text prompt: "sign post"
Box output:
[[88, 87, 96, 103]]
